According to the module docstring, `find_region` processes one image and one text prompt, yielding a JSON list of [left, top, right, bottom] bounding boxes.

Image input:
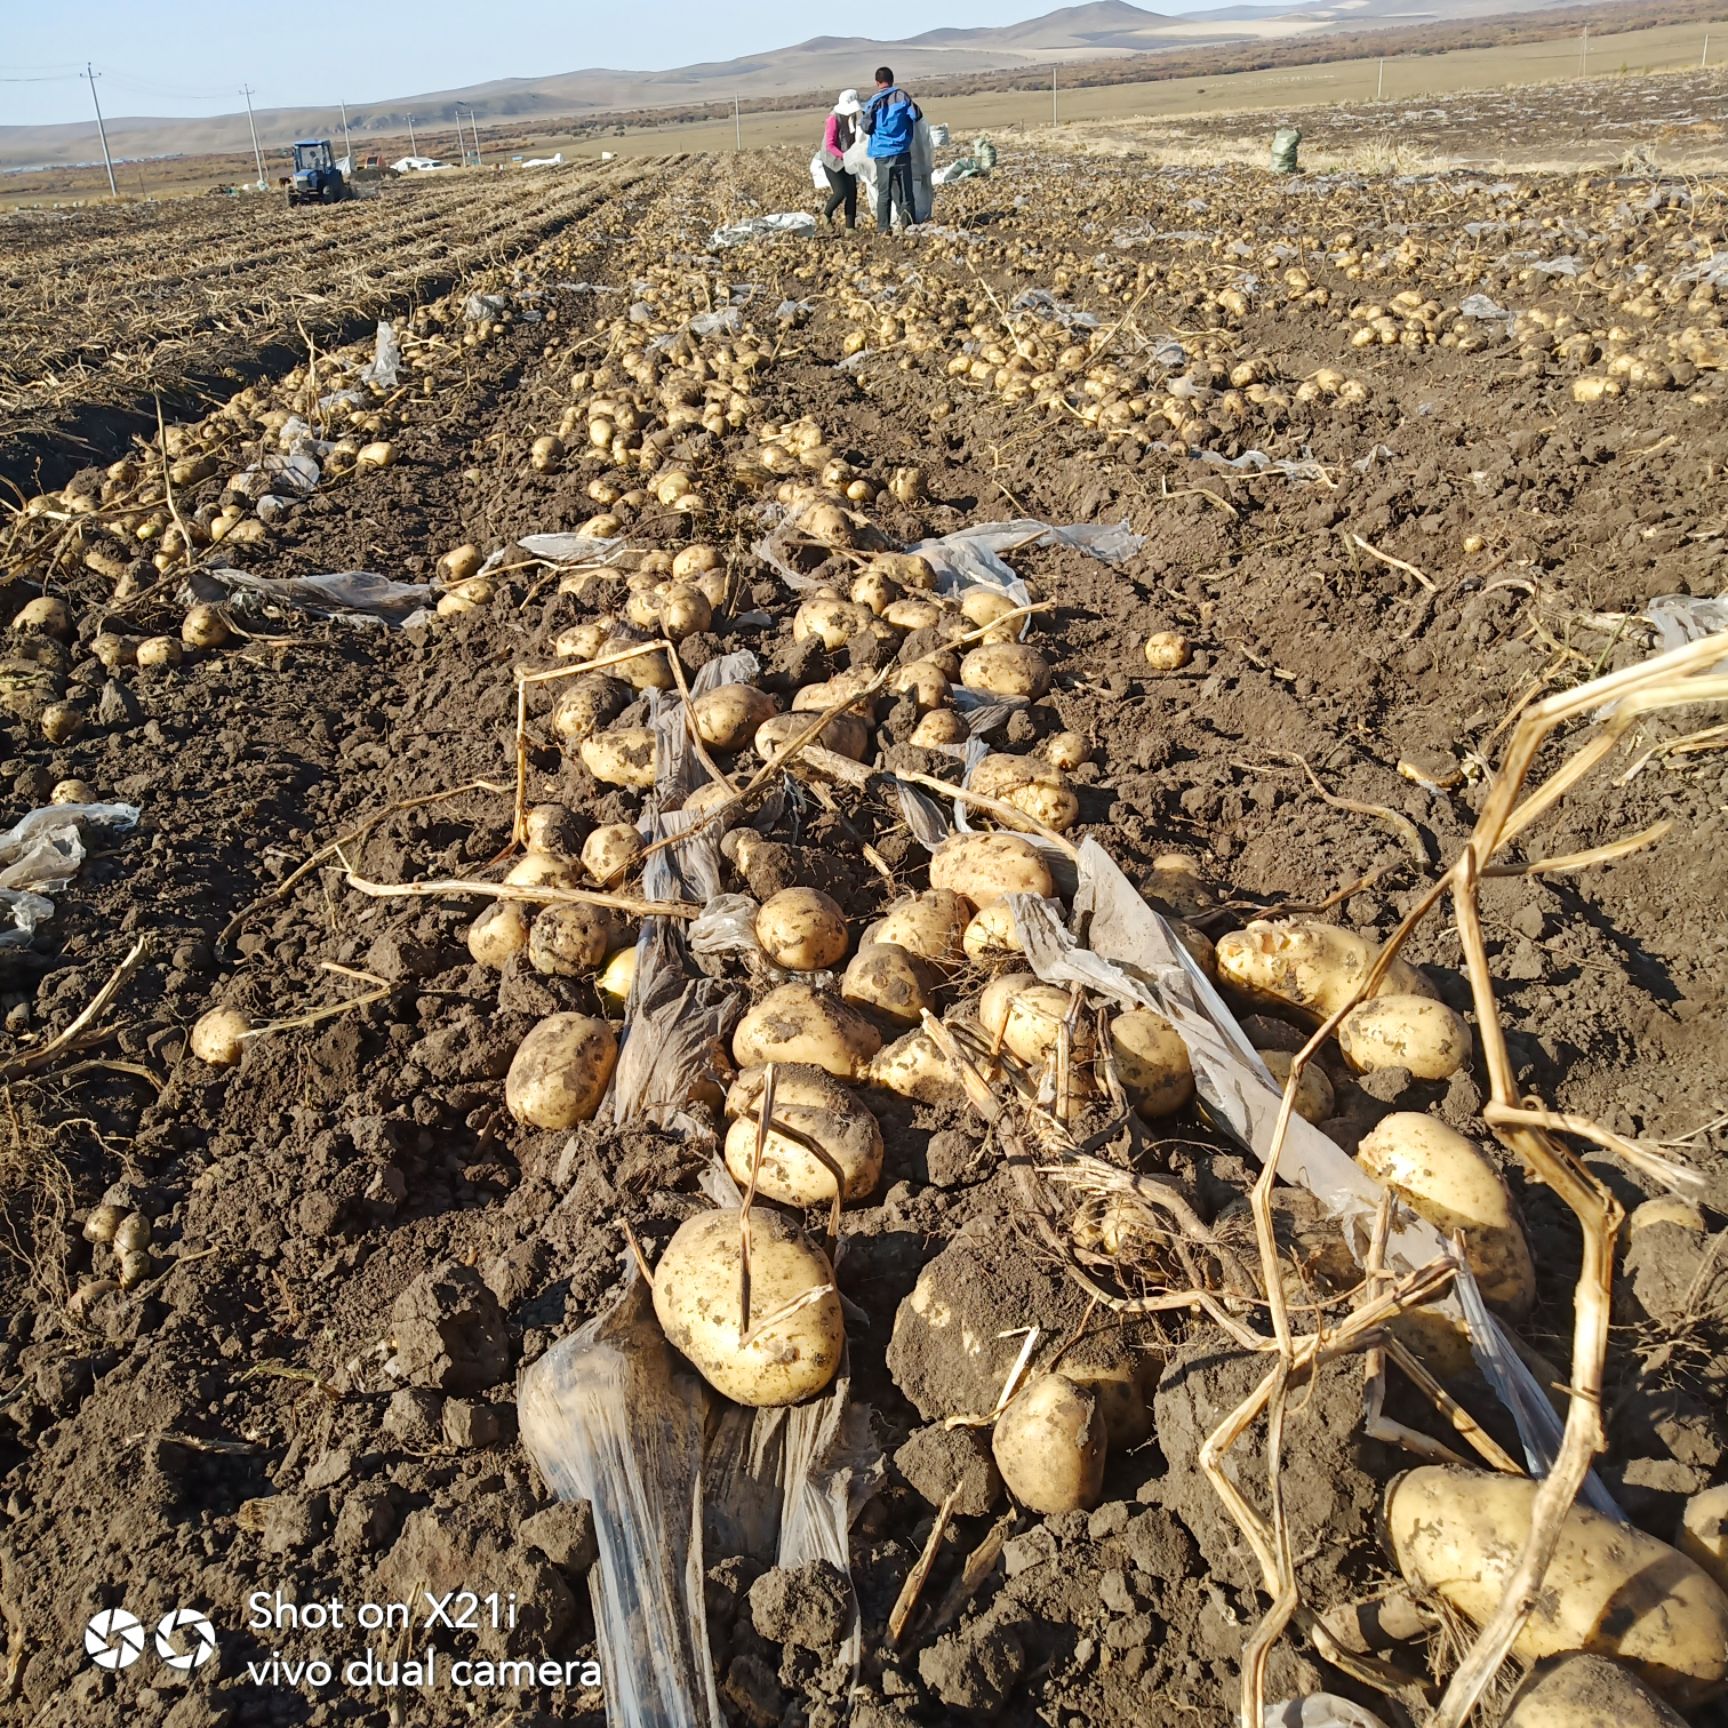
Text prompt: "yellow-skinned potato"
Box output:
[[1384, 1466, 1728, 1706], [961, 642, 1052, 700], [1216, 918, 1437, 1024], [961, 588, 1021, 632], [528, 903, 618, 977], [596, 944, 637, 1014], [554, 621, 611, 661], [962, 899, 1025, 962], [1257, 1049, 1335, 1124], [865, 1026, 964, 1103], [1503, 1655, 1688, 1728], [793, 596, 871, 651], [912, 709, 968, 747], [871, 890, 971, 970], [722, 1068, 883, 1205], [871, 551, 936, 591], [1143, 630, 1191, 671], [733, 983, 881, 1077], [580, 726, 658, 790], [652, 1208, 843, 1406], [930, 832, 1055, 908], [889, 658, 950, 711], [609, 644, 675, 692], [1356, 1113, 1535, 1313], [757, 887, 848, 972], [980, 977, 1090, 1074], [468, 900, 530, 969], [1045, 731, 1091, 770], [792, 668, 880, 716], [992, 1373, 1106, 1515], [190, 1006, 251, 1067], [506, 848, 584, 888], [505, 1013, 618, 1128], [1109, 1007, 1194, 1118], [883, 596, 947, 634], [841, 942, 935, 1026], [1340, 994, 1470, 1080], [970, 753, 1079, 832], [1678, 1485, 1728, 1594], [659, 583, 711, 641], [753, 709, 871, 765], [583, 822, 643, 884], [692, 683, 777, 752], [550, 675, 628, 746]]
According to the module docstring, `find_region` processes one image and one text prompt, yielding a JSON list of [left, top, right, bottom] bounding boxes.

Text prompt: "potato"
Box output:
[[651, 1208, 843, 1406], [181, 602, 229, 649], [50, 778, 97, 805], [1143, 631, 1191, 671], [1216, 919, 1437, 1024], [505, 1013, 618, 1128], [1384, 1466, 1728, 1706], [969, 753, 1079, 832], [792, 668, 879, 716], [437, 543, 482, 584], [1058, 1341, 1156, 1450], [1678, 1484, 1728, 1594], [1503, 1655, 1688, 1728], [911, 709, 967, 747], [871, 551, 936, 591], [888, 658, 950, 711], [583, 822, 643, 884], [1339, 994, 1469, 1080], [884, 596, 947, 633], [960, 642, 1051, 700], [1109, 1007, 1194, 1119], [550, 675, 627, 746], [842, 942, 935, 1026], [692, 683, 777, 752], [856, 898, 963, 979], [660, 584, 711, 641], [756, 887, 848, 972], [1257, 1049, 1335, 1124], [581, 725, 658, 790], [190, 1006, 250, 1067], [962, 899, 1025, 961], [671, 544, 720, 583], [40, 702, 80, 744], [136, 635, 183, 670], [753, 710, 871, 765], [733, 984, 881, 1077], [506, 848, 583, 889], [979, 976, 1089, 1071], [528, 903, 618, 976], [596, 944, 637, 1015], [930, 832, 1055, 908], [961, 588, 1020, 633], [609, 644, 675, 692], [553, 622, 611, 660], [1045, 730, 1091, 770], [468, 900, 530, 968], [723, 1080, 883, 1206], [992, 1373, 1106, 1515], [865, 1026, 964, 1103], [12, 596, 70, 638], [793, 596, 871, 651], [1356, 1113, 1535, 1313]]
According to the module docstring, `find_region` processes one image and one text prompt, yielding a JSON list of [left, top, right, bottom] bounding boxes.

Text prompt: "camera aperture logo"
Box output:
[[85, 1607, 216, 1674]]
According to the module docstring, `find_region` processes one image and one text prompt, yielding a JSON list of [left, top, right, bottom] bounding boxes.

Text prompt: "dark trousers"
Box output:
[[822, 166, 856, 228], [875, 152, 914, 230]]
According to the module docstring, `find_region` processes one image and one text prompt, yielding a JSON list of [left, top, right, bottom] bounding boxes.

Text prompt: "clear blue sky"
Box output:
[[3, 0, 1239, 127]]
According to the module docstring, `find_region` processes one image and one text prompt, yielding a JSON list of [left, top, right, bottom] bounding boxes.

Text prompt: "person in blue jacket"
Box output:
[[862, 66, 922, 232]]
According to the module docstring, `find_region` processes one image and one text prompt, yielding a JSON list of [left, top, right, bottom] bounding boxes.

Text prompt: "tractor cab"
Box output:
[[288, 139, 347, 206]]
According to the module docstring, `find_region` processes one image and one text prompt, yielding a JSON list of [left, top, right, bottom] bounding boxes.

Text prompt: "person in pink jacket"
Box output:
[[819, 90, 862, 230]]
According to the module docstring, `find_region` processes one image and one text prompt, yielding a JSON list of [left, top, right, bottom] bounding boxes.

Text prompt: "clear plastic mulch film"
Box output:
[[0, 802, 141, 948], [995, 837, 1618, 1515], [1263, 1698, 1389, 1728], [1645, 596, 1728, 661], [607, 651, 759, 1129], [519, 1258, 879, 1728], [192, 567, 436, 628], [710, 213, 817, 248]]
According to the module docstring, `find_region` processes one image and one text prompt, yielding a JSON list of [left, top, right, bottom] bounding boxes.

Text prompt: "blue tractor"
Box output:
[[287, 139, 348, 206]]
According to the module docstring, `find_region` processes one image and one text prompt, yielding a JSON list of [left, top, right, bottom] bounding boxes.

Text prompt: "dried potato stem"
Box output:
[[887, 1482, 962, 1647], [0, 937, 148, 1080], [341, 870, 700, 920], [895, 770, 1081, 859]]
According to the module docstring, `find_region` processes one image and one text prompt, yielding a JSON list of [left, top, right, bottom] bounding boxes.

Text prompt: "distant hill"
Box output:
[[0, 0, 1592, 170]]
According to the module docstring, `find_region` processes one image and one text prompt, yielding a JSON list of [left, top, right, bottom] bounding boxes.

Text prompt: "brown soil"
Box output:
[[1, 83, 1725, 1728]]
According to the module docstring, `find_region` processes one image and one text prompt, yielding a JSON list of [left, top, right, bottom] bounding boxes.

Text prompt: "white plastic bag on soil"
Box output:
[[710, 213, 816, 247], [197, 567, 433, 627], [1264, 1699, 1389, 1728], [1645, 599, 1728, 662], [359, 320, 401, 387], [1006, 839, 1619, 1514], [518, 1261, 879, 1728], [0, 802, 141, 948]]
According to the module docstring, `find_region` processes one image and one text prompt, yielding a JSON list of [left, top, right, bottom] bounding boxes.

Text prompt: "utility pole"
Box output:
[[339, 98, 352, 166], [1703, 30, 1710, 67], [1580, 26, 1589, 76], [468, 108, 483, 166], [733, 95, 741, 151], [1376, 57, 1385, 100], [240, 84, 265, 186], [407, 113, 418, 156], [82, 63, 118, 197]]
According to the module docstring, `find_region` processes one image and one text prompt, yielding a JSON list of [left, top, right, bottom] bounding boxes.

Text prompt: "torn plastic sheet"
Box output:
[[510, 532, 630, 570], [1459, 292, 1513, 330], [1009, 288, 1099, 330], [0, 802, 141, 948], [710, 213, 816, 247], [464, 292, 508, 323], [359, 320, 401, 387], [519, 1263, 879, 1728], [1264, 1699, 1389, 1728], [199, 567, 433, 627], [1008, 839, 1619, 1516], [1196, 449, 1329, 484], [1645, 597, 1728, 660], [1677, 250, 1728, 287], [908, 519, 1143, 604]]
